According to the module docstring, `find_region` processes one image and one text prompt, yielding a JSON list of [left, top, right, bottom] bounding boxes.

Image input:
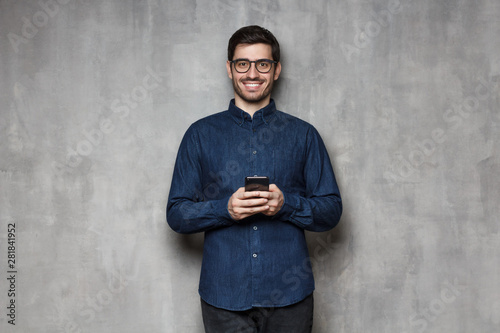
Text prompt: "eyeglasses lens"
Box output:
[[234, 60, 272, 73]]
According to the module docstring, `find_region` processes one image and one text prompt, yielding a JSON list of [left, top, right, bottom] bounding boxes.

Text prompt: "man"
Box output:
[[167, 25, 342, 332]]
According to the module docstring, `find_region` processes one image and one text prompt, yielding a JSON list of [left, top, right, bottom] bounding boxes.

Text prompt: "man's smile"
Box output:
[[242, 80, 264, 90], [243, 81, 264, 88]]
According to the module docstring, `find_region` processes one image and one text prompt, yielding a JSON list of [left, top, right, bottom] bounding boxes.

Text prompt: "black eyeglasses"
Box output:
[[230, 59, 278, 73]]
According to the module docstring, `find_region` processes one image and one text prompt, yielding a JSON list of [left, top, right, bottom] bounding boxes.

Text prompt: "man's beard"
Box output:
[[232, 77, 275, 104]]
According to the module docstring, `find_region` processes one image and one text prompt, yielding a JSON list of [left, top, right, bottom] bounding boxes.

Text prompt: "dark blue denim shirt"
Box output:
[[167, 99, 342, 311]]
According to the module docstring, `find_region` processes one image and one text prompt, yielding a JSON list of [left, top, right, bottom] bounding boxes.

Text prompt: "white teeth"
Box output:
[[245, 84, 260, 87]]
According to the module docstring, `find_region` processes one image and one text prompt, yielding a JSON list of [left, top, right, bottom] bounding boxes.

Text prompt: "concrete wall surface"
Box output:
[[1, 0, 499, 332]]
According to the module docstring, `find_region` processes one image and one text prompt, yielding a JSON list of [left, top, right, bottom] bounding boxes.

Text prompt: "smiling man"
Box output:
[[167, 26, 342, 332], [227, 42, 281, 112]]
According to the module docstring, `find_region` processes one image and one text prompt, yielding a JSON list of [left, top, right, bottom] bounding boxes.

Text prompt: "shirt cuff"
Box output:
[[214, 196, 236, 226]]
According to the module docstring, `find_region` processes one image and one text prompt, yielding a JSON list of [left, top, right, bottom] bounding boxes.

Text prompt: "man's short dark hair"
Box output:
[[228, 25, 280, 62]]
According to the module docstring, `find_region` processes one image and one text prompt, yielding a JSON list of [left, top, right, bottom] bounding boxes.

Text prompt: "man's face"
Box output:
[[226, 43, 281, 109]]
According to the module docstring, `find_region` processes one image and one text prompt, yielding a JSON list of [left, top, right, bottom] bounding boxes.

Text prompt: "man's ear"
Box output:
[[273, 62, 282, 81], [226, 61, 233, 79]]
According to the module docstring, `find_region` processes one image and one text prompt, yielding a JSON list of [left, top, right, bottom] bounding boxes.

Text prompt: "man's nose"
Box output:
[[246, 63, 260, 78]]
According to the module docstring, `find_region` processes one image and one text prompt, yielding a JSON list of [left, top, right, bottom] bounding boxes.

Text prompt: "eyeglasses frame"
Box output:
[[230, 58, 278, 74]]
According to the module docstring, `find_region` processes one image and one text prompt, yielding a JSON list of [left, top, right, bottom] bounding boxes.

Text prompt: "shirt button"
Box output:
[[252, 253, 258, 258], [253, 226, 258, 230], [253, 150, 257, 155]]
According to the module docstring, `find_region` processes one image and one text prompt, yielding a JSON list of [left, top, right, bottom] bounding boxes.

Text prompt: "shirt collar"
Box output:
[[228, 99, 277, 126]]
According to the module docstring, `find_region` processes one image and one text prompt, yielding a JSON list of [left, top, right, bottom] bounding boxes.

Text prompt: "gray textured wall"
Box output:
[[1, 0, 499, 332]]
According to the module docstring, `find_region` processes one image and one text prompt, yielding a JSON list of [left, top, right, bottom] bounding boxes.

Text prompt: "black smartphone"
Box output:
[[245, 176, 269, 191]]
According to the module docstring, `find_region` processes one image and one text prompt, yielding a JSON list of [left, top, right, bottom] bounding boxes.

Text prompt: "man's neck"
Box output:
[[234, 96, 271, 118]]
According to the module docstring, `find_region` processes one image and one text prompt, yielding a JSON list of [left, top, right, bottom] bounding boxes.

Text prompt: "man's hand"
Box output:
[[227, 184, 284, 220], [228, 187, 269, 220], [260, 184, 284, 216]]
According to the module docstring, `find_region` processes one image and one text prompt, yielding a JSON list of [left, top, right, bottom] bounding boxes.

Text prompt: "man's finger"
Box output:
[[239, 191, 262, 199], [242, 198, 268, 207]]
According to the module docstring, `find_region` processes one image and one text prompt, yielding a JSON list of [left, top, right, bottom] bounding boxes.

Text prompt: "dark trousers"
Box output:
[[201, 293, 314, 333]]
